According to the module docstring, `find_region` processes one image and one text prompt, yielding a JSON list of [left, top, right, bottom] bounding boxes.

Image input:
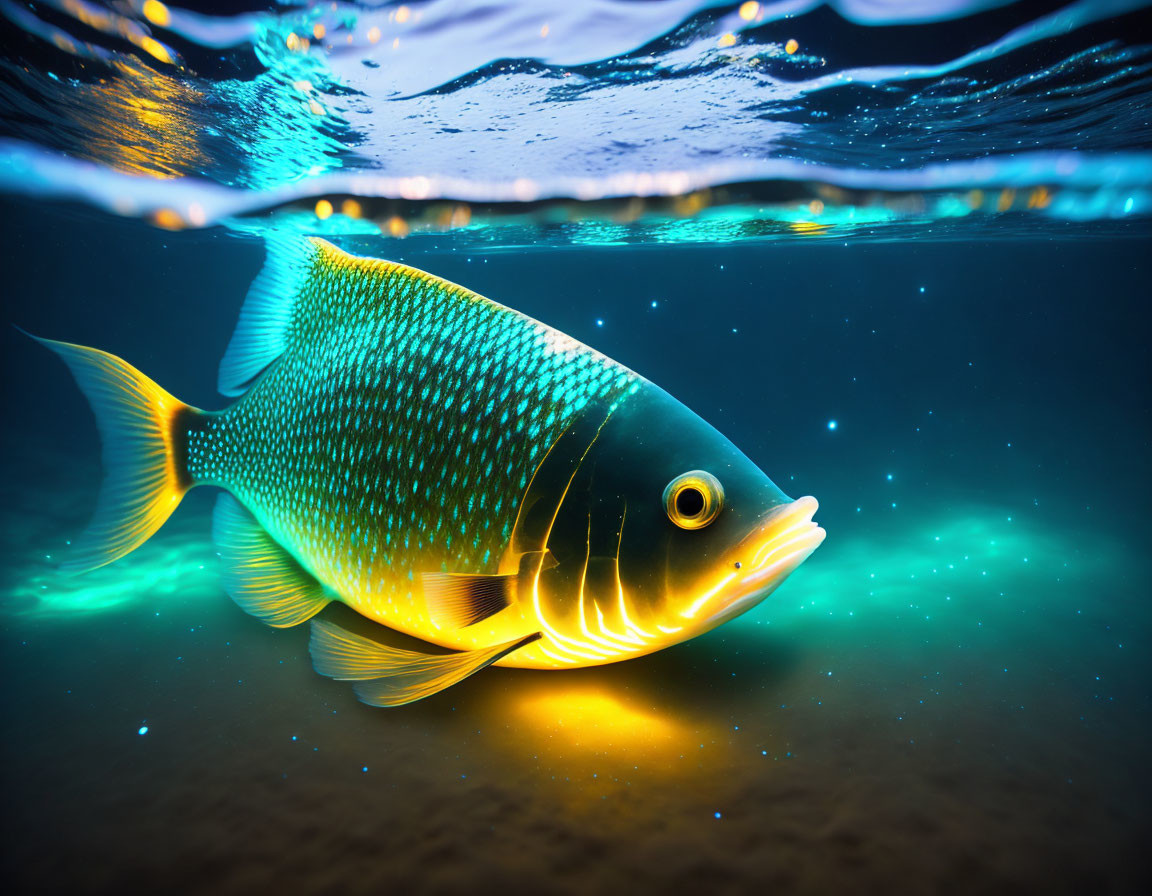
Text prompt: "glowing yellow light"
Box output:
[[385, 215, 409, 237], [286, 32, 300, 51], [808, 199, 825, 215], [142, 0, 170, 27], [449, 204, 471, 228], [396, 5, 411, 23], [308, 98, 325, 115], [790, 221, 829, 234], [673, 191, 708, 217], [392, 36, 400, 49], [682, 572, 736, 619], [292, 79, 313, 92], [152, 208, 184, 229], [739, 2, 760, 21], [139, 37, 173, 64], [341, 199, 362, 219], [314, 199, 333, 219], [967, 189, 985, 209], [312, 23, 326, 40], [367, 26, 381, 43], [516, 690, 678, 753], [785, 38, 799, 54], [1027, 186, 1051, 209], [718, 32, 737, 48], [996, 188, 1016, 212], [540, 23, 550, 38]]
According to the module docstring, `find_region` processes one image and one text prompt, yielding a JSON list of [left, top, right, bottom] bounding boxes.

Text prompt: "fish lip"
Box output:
[[681, 496, 825, 626]]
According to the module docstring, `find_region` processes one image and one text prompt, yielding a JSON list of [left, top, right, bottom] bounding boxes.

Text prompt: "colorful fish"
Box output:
[[34, 237, 825, 705]]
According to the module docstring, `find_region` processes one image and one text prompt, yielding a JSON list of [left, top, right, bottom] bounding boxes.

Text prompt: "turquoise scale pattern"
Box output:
[[185, 243, 640, 617]]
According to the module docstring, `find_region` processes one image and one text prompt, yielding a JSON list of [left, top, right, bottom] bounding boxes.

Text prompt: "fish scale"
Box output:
[[185, 240, 639, 634]]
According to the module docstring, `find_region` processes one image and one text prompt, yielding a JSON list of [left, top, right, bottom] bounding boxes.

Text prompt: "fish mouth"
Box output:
[[681, 496, 826, 628]]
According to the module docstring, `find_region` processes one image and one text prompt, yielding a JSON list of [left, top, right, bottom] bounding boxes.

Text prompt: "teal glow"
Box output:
[[3, 534, 216, 619], [735, 504, 1125, 633]]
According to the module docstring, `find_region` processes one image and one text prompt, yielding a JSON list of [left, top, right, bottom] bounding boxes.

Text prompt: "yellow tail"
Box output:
[[32, 336, 198, 573]]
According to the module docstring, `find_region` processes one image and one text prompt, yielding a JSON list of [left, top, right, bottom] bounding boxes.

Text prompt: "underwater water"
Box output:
[[2, 0, 1151, 893]]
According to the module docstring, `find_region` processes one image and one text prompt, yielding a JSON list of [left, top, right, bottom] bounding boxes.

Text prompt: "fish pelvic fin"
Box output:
[[309, 619, 540, 707], [30, 334, 198, 574], [212, 494, 330, 628]]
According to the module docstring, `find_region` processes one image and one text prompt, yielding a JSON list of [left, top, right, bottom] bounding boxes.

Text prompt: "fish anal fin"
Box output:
[[307, 625, 542, 707], [212, 494, 329, 627], [423, 571, 517, 629]]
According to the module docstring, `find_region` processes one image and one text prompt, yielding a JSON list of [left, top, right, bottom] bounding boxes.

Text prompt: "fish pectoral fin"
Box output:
[[423, 551, 558, 630], [309, 619, 541, 707], [212, 494, 330, 628], [422, 571, 517, 629]]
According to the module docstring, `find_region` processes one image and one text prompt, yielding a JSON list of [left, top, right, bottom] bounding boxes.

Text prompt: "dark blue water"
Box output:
[[2, 0, 1151, 893], [2, 198, 1149, 893]]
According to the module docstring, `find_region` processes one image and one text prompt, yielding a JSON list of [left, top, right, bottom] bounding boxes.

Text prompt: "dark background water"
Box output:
[[1, 198, 1150, 893]]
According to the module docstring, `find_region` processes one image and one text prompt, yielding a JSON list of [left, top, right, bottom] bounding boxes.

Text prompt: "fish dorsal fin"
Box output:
[[211, 494, 330, 627], [218, 235, 318, 396], [218, 236, 490, 397], [309, 619, 540, 707]]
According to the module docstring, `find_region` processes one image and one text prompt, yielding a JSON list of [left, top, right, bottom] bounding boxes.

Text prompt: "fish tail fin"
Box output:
[[30, 334, 199, 573]]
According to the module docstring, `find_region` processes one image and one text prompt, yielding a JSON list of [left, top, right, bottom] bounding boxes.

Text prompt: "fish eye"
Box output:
[[663, 471, 724, 530]]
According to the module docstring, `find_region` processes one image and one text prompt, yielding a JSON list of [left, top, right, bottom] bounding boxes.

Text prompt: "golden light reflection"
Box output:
[[507, 684, 723, 791], [384, 215, 409, 237], [785, 38, 799, 55], [1027, 186, 1052, 209], [739, 2, 761, 22], [56, 60, 206, 178], [518, 689, 678, 751], [142, 0, 169, 26], [138, 35, 173, 65], [152, 207, 184, 229]]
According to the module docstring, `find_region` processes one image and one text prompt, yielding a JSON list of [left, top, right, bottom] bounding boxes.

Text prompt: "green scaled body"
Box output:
[[37, 236, 824, 706], [185, 237, 639, 652]]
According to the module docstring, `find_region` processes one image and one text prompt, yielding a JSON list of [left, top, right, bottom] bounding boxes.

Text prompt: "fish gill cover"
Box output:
[[0, 0, 1150, 244]]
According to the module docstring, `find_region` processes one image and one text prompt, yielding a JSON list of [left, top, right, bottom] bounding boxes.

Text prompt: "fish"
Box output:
[[32, 236, 826, 706]]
